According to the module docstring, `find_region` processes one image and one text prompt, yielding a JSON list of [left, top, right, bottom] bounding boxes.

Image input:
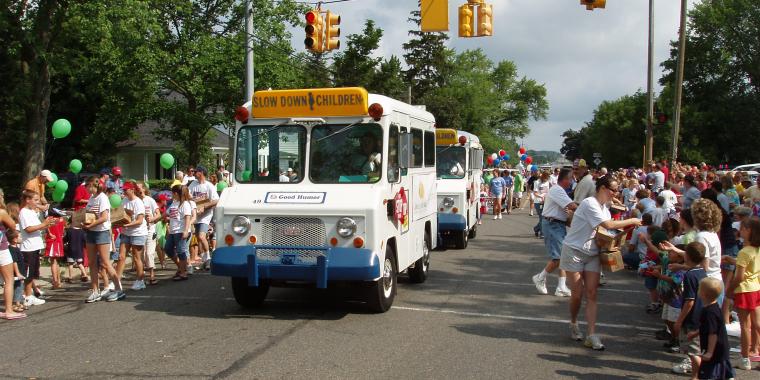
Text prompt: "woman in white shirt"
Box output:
[[138, 182, 160, 285], [165, 185, 192, 280], [82, 176, 124, 303], [533, 171, 550, 237], [559, 176, 641, 350], [0, 202, 24, 319], [19, 189, 57, 307], [118, 181, 148, 291]]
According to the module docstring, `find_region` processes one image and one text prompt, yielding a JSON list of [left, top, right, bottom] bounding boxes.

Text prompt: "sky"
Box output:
[[287, 0, 698, 152]]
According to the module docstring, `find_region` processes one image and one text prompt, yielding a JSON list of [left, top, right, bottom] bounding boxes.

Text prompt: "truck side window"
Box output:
[[411, 128, 423, 168], [424, 131, 435, 167], [388, 125, 400, 183]]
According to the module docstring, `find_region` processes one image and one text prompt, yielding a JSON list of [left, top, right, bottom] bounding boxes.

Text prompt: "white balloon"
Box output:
[[491, 153, 498, 160]]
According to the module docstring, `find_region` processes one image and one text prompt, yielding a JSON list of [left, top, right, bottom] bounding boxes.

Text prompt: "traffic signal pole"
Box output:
[[245, 0, 254, 98], [670, 0, 687, 168], [645, 0, 654, 164]]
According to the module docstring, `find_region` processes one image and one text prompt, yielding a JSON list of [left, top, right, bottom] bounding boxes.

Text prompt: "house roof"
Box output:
[[117, 120, 230, 150]]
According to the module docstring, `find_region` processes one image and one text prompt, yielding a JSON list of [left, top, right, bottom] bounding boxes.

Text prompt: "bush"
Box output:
[[147, 179, 174, 191]]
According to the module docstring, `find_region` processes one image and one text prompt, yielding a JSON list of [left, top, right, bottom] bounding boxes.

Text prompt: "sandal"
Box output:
[[172, 275, 188, 281], [13, 305, 25, 313], [3, 313, 27, 320]]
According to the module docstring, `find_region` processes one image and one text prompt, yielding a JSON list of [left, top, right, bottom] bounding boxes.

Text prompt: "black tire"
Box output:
[[408, 233, 430, 284], [454, 229, 468, 249], [468, 225, 477, 239], [366, 246, 397, 313], [231, 277, 269, 308]]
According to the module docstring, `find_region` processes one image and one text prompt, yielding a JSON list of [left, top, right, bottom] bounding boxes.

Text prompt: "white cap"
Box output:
[[40, 169, 54, 182], [287, 168, 293, 172]]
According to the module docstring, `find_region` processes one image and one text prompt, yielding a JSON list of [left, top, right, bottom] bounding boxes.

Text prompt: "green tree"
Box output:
[[403, 9, 452, 103], [560, 128, 587, 161], [369, 56, 408, 100], [660, 0, 760, 165], [332, 20, 383, 88]]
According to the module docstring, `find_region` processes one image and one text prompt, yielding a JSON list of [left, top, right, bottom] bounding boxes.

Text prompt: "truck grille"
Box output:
[[258, 217, 327, 265]]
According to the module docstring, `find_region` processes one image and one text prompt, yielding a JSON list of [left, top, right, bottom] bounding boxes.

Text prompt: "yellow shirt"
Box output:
[[736, 246, 760, 294], [24, 177, 48, 204], [735, 183, 745, 194]]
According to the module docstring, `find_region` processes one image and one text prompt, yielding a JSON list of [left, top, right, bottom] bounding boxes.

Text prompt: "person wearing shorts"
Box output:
[[489, 169, 505, 220], [139, 182, 160, 284], [165, 185, 192, 281], [189, 166, 219, 269], [18, 190, 57, 307], [532, 168, 576, 297], [560, 176, 641, 350], [726, 217, 760, 370], [118, 181, 148, 291]]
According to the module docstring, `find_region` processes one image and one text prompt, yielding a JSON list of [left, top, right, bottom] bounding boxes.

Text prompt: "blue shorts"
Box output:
[[542, 218, 566, 260], [720, 245, 739, 271], [194, 223, 209, 234], [85, 230, 111, 245], [644, 276, 658, 290], [164, 233, 189, 261], [121, 234, 147, 246]]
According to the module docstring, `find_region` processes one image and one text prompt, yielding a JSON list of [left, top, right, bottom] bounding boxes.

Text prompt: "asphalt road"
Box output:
[[0, 210, 747, 379]]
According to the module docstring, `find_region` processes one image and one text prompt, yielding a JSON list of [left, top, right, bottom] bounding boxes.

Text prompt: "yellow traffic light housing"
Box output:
[[581, 0, 606, 11], [458, 4, 474, 37], [304, 10, 324, 52], [325, 11, 341, 51], [477, 3, 492, 36], [420, 0, 449, 32]]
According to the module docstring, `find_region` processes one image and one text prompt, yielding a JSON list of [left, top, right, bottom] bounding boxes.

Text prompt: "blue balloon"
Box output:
[[521, 154, 528, 161], [504, 154, 510, 161], [532, 164, 539, 171], [494, 158, 501, 165]]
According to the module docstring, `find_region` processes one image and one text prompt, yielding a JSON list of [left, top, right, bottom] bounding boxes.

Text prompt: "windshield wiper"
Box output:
[[315, 120, 364, 142]]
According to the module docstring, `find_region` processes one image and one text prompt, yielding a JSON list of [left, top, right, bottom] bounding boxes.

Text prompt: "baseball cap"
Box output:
[[195, 165, 208, 175], [112, 166, 122, 176], [577, 159, 587, 168], [100, 168, 111, 176], [287, 168, 293, 172], [40, 169, 54, 182], [122, 181, 137, 191]]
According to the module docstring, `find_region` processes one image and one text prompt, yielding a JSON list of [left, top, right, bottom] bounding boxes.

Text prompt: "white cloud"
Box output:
[[285, 0, 698, 151]]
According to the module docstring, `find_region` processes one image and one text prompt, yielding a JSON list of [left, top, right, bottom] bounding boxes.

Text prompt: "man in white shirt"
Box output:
[[650, 163, 666, 193], [182, 167, 196, 186], [532, 168, 577, 297], [188, 166, 220, 266], [573, 159, 595, 203], [658, 182, 678, 213], [549, 167, 559, 188]]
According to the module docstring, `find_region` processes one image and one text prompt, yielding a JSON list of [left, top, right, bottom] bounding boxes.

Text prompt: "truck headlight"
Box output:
[[336, 217, 357, 238], [442, 197, 455, 208], [231, 216, 251, 236]]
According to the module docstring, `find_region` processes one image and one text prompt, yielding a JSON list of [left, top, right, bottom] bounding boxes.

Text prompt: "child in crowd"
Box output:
[[652, 196, 668, 227], [625, 213, 653, 269], [7, 230, 26, 313], [639, 228, 668, 314], [690, 277, 734, 379], [667, 241, 707, 376], [653, 248, 686, 352], [725, 216, 760, 370], [673, 209, 697, 246], [44, 217, 66, 289]]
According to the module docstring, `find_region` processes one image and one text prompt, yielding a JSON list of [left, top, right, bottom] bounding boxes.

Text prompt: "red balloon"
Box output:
[[498, 149, 506, 157], [486, 156, 494, 164], [525, 156, 533, 164], [519, 147, 526, 155]]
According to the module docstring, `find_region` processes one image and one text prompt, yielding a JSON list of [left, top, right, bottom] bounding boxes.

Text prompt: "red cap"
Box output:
[[112, 166, 122, 176], [158, 194, 169, 202], [123, 181, 137, 191]]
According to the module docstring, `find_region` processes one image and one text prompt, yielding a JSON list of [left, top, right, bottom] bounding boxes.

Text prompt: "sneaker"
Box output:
[[646, 302, 663, 314], [584, 335, 605, 350], [655, 328, 672, 341], [498, 214, 502, 220], [107, 282, 115, 291], [201, 252, 210, 262], [664, 338, 680, 353], [85, 289, 102, 303], [24, 295, 46, 306], [532, 273, 548, 295], [554, 287, 571, 297], [106, 290, 126, 302], [737, 357, 751, 370], [187, 264, 195, 274], [493, 215, 498, 220], [570, 323, 584, 341], [131, 280, 146, 291], [672, 358, 692, 374], [33, 288, 44, 298]]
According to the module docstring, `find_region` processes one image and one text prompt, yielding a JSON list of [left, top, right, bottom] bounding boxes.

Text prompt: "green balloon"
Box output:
[[52, 191, 65, 203], [55, 179, 69, 192], [216, 181, 228, 192], [46, 172, 58, 188], [160, 153, 175, 169], [51, 119, 72, 139], [241, 170, 252, 181], [109, 194, 122, 208], [69, 159, 82, 174]]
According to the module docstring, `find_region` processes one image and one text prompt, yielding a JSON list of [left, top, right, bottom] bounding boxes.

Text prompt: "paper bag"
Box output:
[[595, 226, 628, 253], [110, 207, 132, 226], [600, 250, 624, 272], [71, 209, 96, 228]]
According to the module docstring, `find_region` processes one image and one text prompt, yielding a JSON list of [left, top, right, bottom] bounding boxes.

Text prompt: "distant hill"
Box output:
[[526, 150, 562, 164]]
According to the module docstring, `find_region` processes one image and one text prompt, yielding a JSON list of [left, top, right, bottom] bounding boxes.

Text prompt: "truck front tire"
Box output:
[[231, 277, 269, 308]]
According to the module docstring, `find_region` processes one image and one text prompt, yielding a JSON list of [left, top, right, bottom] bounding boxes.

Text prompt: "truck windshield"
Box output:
[[310, 123, 383, 183], [235, 125, 306, 183], [436, 146, 466, 179]]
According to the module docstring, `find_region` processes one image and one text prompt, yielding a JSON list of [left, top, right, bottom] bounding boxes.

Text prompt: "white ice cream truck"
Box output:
[[435, 129, 483, 249], [211, 87, 437, 312]]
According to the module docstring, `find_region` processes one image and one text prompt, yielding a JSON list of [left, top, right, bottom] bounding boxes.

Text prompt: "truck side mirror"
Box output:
[[398, 133, 412, 169]]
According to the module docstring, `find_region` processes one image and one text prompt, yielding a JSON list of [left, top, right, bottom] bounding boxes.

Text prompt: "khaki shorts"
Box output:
[[559, 245, 601, 273], [661, 304, 681, 323], [680, 331, 700, 355]]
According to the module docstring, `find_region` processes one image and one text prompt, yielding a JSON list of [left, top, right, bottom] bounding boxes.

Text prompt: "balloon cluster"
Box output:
[[486, 149, 511, 166]]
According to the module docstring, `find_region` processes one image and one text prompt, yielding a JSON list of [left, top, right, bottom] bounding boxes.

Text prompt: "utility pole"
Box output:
[[671, 0, 688, 168], [245, 0, 254, 99], [645, 0, 654, 164]]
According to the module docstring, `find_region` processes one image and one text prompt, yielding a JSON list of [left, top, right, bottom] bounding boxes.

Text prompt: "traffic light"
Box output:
[[458, 4, 474, 37], [655, 112, 668, 125], [324, 11, 340, 51], [304, 10, 324, 52], [477, 3, 492, 36], [581, 0, 606, 11], [420, 0, 449, 32]]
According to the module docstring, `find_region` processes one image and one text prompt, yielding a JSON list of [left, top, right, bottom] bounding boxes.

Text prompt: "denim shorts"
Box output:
[[542, 218, 566, 260], [644, 276, 658, 290], [121, 234, 147, 246], [720, 244, 739, 271], [194, 223, 210, 234], [85, 230, 111, 245], [164, 233, 189, 261]]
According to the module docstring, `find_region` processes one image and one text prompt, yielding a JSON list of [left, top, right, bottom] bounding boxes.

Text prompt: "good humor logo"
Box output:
[[264, 192, 326, 204]]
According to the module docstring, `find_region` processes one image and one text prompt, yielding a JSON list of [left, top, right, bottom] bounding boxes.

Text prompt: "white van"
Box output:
[[435, 129, 483, 248], [211, 87, 438, 312]]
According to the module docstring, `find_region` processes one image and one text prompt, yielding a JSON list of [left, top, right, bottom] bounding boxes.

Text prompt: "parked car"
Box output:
[[732, 163, 760, 172]]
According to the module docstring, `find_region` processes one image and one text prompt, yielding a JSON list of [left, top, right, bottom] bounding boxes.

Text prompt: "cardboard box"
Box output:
[[71, 209, 96, 228], [195, 198, 212, 207], [110, 207, 132, 226], [600, 250, 625, 272], [595, 226, 628, 253]]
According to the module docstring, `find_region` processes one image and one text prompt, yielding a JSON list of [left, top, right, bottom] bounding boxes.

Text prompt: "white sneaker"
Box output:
[[532, 273, 548, 295], [201, 252, 210, 262], [584, 335, 605, 350], [131, 280, 146, 291], [726, 321, 741, 337], [738, 357, 752, 370], [187, 264, 194, 274], [85, 289, 102, 303], [99, 288, 111, 299], [493, 215, 498, 220], [569, 323, 584, 341], [555, 287, 571, 297], [108, 282, 115, 291], [24, 295, 46, 306], [672, 358, 692, 374]]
